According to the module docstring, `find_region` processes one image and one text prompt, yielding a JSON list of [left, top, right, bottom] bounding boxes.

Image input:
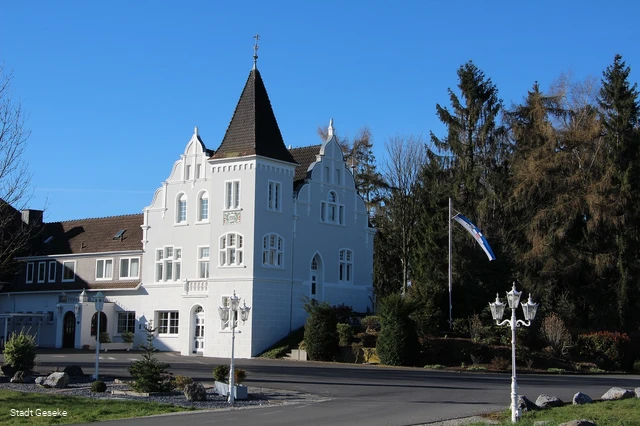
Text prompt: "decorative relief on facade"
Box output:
[[223, 211, 242, 225]]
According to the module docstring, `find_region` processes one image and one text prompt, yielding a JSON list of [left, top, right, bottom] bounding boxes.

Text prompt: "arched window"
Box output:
[[198, 191, 209, 222], [219, 233, 243, 266], [321, 191, 344, 224], [262, 233, 284, 268], [339, 249, 353, 282], [176, 193, 187, 223]]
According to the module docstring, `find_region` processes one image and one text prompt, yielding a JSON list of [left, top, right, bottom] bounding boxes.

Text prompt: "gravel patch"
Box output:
[[0, 375, 328, 411]]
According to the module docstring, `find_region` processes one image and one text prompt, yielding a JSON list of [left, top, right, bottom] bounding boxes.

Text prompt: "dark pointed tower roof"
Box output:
[[212, 69, 297, 164]]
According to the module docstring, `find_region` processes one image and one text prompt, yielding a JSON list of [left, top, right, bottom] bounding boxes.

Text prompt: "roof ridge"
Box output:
[[48, 213, 143, 224]]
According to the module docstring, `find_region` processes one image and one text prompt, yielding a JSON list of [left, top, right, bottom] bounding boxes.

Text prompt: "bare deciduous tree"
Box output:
[[0, 65, 35, 280]]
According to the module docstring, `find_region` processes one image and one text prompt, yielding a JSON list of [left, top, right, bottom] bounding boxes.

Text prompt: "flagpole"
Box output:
[[448, 197, 453, 330]]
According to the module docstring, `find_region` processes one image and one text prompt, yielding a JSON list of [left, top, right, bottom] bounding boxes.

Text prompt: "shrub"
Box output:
[[468, 315, 484, 343], [490, 356, 509, 371], [91, 380, 107, 393], [173, 375, 193, 390], [120, 331, 134, 343], [634, 360, 640, 373], [354, 331, 377, 348], [541, 313, 572, 358], [452, 318, 469, 338], [337, 323, 354, 347], [234, 368, 247, 385], [577, 331, 630, 370], [100, 332, 111, 343], [128, 325, 174, 392], [333, 303, 354, 324], [376, 294, 419, 366], [212, 365, 246, 384], [360, 316, 380, 332], [303, 299, 338, 361], [4, 329, 37, 371]]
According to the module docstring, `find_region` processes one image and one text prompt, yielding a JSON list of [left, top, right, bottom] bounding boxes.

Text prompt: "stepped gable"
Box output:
[[212, 68, 297, 165]]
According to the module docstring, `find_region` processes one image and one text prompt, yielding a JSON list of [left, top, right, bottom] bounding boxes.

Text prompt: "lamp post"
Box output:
[[93, 292, 105, 380], [489, 282, 538, 423], [218, 291, 251, 403]]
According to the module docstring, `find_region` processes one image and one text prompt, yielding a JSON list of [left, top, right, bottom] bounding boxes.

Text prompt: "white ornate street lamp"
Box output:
[[489, 282, 538, 423], [218, 291, 251, 403], [93, 292, 105, 380]]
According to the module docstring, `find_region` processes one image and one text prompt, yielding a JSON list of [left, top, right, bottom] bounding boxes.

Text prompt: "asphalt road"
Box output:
[[9, 349, 640, 426]]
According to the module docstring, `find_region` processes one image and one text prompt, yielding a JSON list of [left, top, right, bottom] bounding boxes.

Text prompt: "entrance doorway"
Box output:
[[193, 306, 204, 354], [62, 311, 76, 348]]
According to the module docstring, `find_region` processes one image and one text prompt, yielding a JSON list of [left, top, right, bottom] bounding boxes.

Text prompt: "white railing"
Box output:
[[183, 279, 208, 295]]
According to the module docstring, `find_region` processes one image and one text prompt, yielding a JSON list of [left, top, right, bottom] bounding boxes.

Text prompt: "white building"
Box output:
[[1, 62, 375, 358]]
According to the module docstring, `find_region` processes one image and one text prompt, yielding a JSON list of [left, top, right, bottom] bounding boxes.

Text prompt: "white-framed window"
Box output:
[[176, 193, 187, 223], [96, 259, 114, 280], [219, 233, 243, 266], [157, 311, 179, 335], [62, 261, 76, 282], [37, 262, 46, 283], [198, 191, 209, 222], [225, 180, 240, 210], [26, 262, 34, 283], [117, 312, 136, 334], [339, 249, 353, 282], [321, 191, 344, 224], [119, 257, 140, 279], [198, 246, 210, 278], [262, 233, 284, 268], [48, 261, 56, 282], [267, 181, 282, 211], [155, 246, 182, 282]]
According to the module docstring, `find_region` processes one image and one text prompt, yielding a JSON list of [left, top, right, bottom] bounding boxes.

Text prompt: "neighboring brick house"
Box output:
[[1, 61, 375, 357]]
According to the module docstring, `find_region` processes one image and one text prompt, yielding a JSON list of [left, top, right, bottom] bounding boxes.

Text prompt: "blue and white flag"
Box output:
[[452, 214, 496, 261]]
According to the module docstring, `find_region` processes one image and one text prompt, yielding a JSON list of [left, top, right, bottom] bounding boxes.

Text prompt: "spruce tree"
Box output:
[[128, 325, 174, 392]]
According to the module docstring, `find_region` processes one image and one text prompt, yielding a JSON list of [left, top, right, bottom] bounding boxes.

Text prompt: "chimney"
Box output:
[[21, 209, 44, 227]]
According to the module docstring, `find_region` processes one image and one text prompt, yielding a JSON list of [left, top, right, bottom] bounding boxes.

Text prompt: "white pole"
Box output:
[[94, 311, 101, 380], [510, 304, 519, 423], [228, 307, 235, 404], [448, 197, 453, 330]]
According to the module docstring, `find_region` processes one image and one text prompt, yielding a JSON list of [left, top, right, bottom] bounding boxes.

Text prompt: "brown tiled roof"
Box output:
[[212, 69, 297, 164], [36, 214, 143, 255], [290, 145, 321, 186]]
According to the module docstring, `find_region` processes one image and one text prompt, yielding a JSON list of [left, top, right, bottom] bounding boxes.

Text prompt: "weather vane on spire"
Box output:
[[253, 33, 260, 69]]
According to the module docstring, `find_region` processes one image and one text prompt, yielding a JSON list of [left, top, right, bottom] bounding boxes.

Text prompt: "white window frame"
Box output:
[[119, 257, 140, 280], [219, 233, 243, 267], [47, 261, 56, 282], [262, 233, 284, 268], [62, 261, 76, 282], [321, 191, 345, 225], [155, 246, 182, 282], [117, 312, 136, 334], [339, 249, 354, 283], [37, 261, 46, 283], [157, 311, 179, 335], [176, 193, 187, 224], [198, 191, 209, 222], [267, 181, 282, 212], [26, 262, 34, 284], [225, 180, 240, 210], [96, 258, 114, 281], [198, 246, 210, 278]]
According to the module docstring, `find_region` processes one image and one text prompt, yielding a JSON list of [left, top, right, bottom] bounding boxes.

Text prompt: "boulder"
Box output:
[[63, 365, 85, 377], [536, 394, 564, 409], [0, 364, 17, 378], [572, 392, 593, 405], [559, 420, 596, 426], [34, 376, 46, 386], [42, 372, 69, 389], [10, 371, 26, 383], [601, 387, 634, 401], [518, 395, 538, 412], [634, 387, 640, 398], [183, 382, 207, 401]]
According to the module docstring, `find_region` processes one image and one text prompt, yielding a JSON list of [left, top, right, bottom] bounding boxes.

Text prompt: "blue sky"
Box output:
[[2, 1, 638, 222]]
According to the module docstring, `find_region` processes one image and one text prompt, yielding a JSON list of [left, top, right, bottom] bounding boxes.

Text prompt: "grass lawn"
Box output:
[[473, 398, 640, 426], [0, 389, 195, 425]]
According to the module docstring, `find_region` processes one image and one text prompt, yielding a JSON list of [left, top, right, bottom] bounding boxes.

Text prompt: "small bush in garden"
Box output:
[[360, 316, 380, 332], [468, 315, 484, 343], [452, 318, 469, 338], [547, 368, 565, 374], [173, 375, 194, 390], [577, 331, 630, 370], [354, 331, 377, 348], [213, 365, 230, 383], [333, 303, 354, 324], [376, 294, 419, 366], [634, 360, 640, 372], [100, 332, 111, 343], [490, 356, 509, 371], [541, 313, 573, 358], [91, 380, 107, 393], [120, 331, 134, 343], [128, 325, 175, 392], [337, 323, 354, 347], [303, 299, 339, 361], [4, 329, 37, 371], [234, 368, 247, 384]]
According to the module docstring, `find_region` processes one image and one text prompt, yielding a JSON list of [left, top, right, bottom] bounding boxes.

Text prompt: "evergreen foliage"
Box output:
[[91, 380, 107, 393], [3, 329, 37, 371], [303, 298, 338, 361], [127, 325, 174, 392], [375, 294, 420, 366]]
